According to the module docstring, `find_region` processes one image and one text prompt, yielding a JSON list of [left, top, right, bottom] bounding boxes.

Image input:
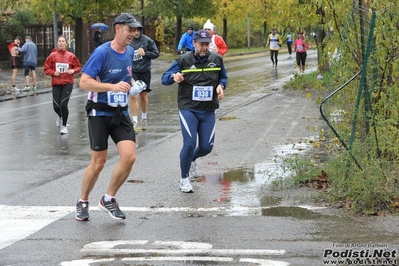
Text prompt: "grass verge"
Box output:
[[278, 71, 399, 216]]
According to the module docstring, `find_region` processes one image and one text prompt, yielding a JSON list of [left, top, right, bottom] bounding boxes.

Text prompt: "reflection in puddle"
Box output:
[[59, 135, 68, 154], [261, 206, 322, 219], [260, 195, 282, 206], [136, 130, 149, 148], [218, 116, 237, 121], [201, 137, 318, 216]]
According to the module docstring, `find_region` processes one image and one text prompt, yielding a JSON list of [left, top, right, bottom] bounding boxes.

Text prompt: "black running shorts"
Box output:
[[88, 116, 135, 151], [132, 71, 152, 92], [24, 65, 36, 76]]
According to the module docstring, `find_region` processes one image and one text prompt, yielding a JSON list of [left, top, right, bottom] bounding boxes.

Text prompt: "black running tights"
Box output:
[[52, 83, 73, 126]]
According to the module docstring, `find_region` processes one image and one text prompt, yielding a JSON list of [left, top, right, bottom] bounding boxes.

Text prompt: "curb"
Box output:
[[0, 88, 53, 102]]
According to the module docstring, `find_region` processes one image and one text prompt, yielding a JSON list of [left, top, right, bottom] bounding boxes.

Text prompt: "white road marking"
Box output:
[[60, 240, 289, 266], [82, 240, 285, 256], [62, 257, 290, 266], [1, 204, 325, 252], [61, 258, 115, 266], [0, 205, 72, 250], [82, 247, 285, 256], [123, 257, 290, 265]]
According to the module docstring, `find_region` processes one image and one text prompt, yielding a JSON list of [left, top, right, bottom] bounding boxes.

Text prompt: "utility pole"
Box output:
[[53, 0, 58, 48], [247, 14, 250, 49]]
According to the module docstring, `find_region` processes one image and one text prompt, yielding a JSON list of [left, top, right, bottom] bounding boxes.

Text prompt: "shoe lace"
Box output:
[[77, 202, 88, 214], [104, 198, 120, 212]]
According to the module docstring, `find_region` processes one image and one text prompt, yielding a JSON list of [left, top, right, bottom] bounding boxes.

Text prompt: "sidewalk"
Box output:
[[0, 66, 55, 102]]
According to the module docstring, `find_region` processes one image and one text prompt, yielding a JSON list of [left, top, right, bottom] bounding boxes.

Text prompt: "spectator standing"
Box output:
[[129, 20, 160, 132], [161, 29, 228, 193], [76, 13, 140, 221], [294, 31, 309, 74], [177, 26, 195, 54], [93, 28, 103, 48], [44, 35, 82, 135], [203, 19, 228, 56], [17, 36, 38, 91], [6, 36, 23, 92], [266, 27, 283, 69]]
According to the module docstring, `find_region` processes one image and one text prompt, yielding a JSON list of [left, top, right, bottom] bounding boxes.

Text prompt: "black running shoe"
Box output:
[[98, 196, 126, 220], [76, 201, 90, 221]]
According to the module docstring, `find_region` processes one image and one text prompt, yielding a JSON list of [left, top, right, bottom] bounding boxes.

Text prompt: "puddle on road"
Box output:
[[200, 137, 321, 217], [218, 116, 237, 121], [261, 206, 323, 219]]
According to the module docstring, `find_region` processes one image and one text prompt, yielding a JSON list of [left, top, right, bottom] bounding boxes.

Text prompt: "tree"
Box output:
[[0, 0, 24, 16], [249, 0, 278, 45], [214, 0, 238, 43], [29, 0, 136, 62], [141, 0, 217, 51]]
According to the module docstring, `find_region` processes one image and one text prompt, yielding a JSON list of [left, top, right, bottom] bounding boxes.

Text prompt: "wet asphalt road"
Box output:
[[1, 50, 399, 266]]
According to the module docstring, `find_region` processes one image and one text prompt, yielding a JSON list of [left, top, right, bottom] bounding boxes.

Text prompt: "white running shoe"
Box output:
[[189, 161, 199, 179], [60, 125, 68, 134], [11, 87, 20, 92], [180, 178, 194, 193], [56, 117, 62, 127]]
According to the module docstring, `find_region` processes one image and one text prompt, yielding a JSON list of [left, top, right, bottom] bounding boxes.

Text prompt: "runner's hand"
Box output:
[[173, 73, 184, 83], [113, 81, 131, 93], [216, 85, 224, 100]]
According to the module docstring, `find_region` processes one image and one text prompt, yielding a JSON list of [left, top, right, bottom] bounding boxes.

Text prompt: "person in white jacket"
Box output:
[[266, 27, 283, 69]]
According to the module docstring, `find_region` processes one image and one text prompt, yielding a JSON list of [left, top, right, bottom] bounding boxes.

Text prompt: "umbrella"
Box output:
[[91, 23, 109, 31]]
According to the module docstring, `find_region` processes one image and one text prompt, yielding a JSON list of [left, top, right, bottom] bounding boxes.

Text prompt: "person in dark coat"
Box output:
[[93, 28, 103, 48]]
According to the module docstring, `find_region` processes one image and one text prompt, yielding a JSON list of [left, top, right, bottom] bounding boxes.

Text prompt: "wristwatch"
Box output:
[[219, 84, 225, 89], [170, 73, 176, 79]]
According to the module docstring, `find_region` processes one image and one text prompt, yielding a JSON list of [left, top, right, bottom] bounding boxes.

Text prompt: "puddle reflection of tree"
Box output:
[[272, 69, 279, 82]]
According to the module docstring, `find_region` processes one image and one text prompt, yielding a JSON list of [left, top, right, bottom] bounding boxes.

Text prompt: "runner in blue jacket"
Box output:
[[177, 26, 195, 54]]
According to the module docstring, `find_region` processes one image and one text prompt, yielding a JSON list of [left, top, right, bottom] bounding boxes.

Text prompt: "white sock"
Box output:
[[132, 116, 138, 123], [142, 113, 147, 120], [104, 193, 115, 201], [79, 199, 88, 202]]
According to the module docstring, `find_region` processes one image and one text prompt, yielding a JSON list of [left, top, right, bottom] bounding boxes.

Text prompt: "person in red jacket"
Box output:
[[6, 36, 23, 92], [44, 35, 82, 134], [203, 19, 228, 56]]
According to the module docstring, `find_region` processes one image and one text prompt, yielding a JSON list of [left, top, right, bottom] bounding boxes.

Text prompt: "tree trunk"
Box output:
[[175, 17, 182, 52], [263, 21, 267, 46], [141, 0, 145, 34], [222, 18, 227, 44], [316, 7, 329, 72], [74, 17, 86, 63], [317, 28, 330, 72]]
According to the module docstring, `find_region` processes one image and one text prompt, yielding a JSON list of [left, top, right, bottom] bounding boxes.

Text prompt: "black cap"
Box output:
[[15, 36, 22, 41], [187, 26, 194, 30], [113, 13, 143, 29], [193, 29, 211, 43]]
